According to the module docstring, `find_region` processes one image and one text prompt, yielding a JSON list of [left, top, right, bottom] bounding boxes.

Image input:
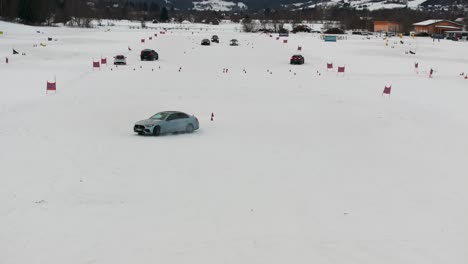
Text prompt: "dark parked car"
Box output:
[[229, 39, 239, 46], [113, 55, 127, 65], [293, 25, 311, 33], [140, 49, 158, 61], [258, 28, 274, 33], [324, 28, 345, 34], [201, 39, 211, 46], [290, 55, 304, 65], [415, 32, 430, 37], [211, 35, 219, 43]]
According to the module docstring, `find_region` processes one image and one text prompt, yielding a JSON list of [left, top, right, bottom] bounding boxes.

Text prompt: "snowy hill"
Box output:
[[286, 0, 429, 10], [192, 0, 247, 11], [139, 0, 432, 10]]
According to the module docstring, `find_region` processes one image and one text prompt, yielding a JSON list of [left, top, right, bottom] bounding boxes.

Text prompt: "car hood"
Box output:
[[135, 119, 162, 126]]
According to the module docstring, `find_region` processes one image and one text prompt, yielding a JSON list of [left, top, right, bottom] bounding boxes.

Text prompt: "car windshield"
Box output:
[[116, 56, 124, 59], [150, 112, 171, 120]]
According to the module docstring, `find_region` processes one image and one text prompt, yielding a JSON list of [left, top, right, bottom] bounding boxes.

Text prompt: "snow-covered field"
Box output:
[[1, 21, 468, 263]]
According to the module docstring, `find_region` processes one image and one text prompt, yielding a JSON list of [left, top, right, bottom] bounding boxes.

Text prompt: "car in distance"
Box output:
[[211, 35, 219, 43], [201, 39, 211, 46], [140, 49, 158, 61], [290, 55, 305, 65], [113, 55, 127, 65], [229, 39, 239, 46], [134, 111, 199, 136]]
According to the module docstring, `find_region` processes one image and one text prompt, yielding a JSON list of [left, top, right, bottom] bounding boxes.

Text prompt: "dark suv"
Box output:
[[211, 35, 219, 43], [201, 39, 211, 46], [290, 55, 304, 65], [140, 49, 158, 61]]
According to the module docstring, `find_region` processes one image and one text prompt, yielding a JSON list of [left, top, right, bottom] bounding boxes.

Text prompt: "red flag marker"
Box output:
[[46, 77, 57, 94], [382, 85, 392, 96], [337, 66, 345, 74], [93, 61, 100, 70]]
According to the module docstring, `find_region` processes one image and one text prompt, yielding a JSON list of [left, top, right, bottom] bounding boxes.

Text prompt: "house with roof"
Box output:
[[413, 19, 463, 35], [373, 21, 401, 33]]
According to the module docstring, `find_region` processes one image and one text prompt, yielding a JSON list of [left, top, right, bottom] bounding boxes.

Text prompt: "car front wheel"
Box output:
[[153, 126, 161, 136]]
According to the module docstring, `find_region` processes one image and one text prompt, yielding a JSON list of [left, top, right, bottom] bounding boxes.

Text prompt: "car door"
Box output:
[[165, 114, 179, 133], [176, 113, 190, 132]]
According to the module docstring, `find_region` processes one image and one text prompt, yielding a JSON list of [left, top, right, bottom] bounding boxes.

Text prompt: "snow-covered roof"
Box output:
[[435, 25, 463, 29], [413, 19, 463, 26], [413, 19, 443, 26]]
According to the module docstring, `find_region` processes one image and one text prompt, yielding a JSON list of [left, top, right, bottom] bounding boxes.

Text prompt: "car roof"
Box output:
[[292, 54, 303, 57], [159, 111, 187, 115], [142, 49, 154, 51]]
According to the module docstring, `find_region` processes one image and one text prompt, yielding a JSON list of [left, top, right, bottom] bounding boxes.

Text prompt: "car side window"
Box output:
[[177, 113, 189, 119], [166, 114, 177, 121]]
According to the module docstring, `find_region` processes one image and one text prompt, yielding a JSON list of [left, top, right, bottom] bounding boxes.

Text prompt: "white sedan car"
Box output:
[[134, 111, 200, 136]]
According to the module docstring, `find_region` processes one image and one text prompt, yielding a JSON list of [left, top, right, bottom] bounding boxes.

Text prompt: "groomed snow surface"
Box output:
[[1, 21, 468, 263]]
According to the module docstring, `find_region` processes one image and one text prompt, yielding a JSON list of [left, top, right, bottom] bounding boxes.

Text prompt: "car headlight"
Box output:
[[145, 124, 155, 127]]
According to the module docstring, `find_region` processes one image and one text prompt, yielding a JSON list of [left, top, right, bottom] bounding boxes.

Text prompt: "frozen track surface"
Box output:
[[1, 21, 468, 264]]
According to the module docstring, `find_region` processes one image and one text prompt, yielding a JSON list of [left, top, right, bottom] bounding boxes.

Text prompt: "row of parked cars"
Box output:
[[201, 35, 239, 46], [113, 49, 158, 65]]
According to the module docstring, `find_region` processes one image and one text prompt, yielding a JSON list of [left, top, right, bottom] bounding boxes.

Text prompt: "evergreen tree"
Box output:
[[18, 0, 34, 23], [159, 6, 168, 21]]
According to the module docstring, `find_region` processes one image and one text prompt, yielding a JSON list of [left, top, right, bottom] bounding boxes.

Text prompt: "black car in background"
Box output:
[[211, 35, 219, 43], [201, 39, 211, 45], [140, 49, 158, 61], [290, 55, 305, 65]]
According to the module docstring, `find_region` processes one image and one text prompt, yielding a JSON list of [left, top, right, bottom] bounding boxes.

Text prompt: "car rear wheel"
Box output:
[[153, 126, 161, 136], [186, 124, 194, 133]]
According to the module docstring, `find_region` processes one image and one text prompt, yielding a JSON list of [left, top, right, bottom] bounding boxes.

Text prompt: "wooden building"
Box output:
[[413, 20, 463, 35], [373, 21, 401, 33]]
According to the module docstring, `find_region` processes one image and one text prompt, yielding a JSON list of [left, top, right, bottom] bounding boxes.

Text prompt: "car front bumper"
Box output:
[[134, 125, 152, 134], [290, 60, 303, 64]]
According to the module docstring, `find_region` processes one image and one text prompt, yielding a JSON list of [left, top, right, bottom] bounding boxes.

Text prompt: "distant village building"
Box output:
[[373, 21, 401, 33], [413, 19, 463, 35]]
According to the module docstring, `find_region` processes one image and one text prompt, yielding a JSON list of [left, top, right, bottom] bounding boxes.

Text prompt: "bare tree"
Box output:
[[242, 16, 255, 32]]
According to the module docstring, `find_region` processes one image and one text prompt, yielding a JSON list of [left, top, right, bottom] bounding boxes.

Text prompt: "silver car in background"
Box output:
[[134, 111, 199, 136], [230, 39, 239, 46]]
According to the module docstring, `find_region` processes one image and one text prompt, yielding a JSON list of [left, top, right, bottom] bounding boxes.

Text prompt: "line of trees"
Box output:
[[0, 0, 174, 26], [0, 0, 466, 31]]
